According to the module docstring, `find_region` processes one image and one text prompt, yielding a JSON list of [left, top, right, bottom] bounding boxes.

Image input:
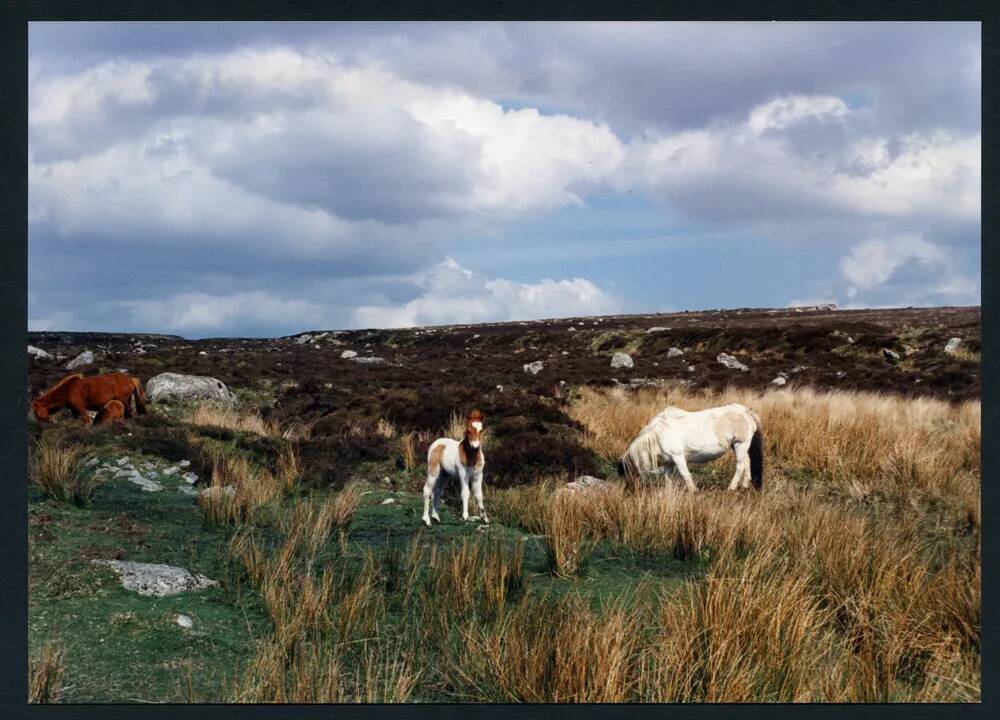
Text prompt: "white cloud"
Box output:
[[625, 96, 980, 228], [352, 258, 621, 329], [832, 234, 978, 307], [838, 234, 945, 289], [748, 95, 848, 135], [30, 48, 625, 233], [117, 290, 333, 334]]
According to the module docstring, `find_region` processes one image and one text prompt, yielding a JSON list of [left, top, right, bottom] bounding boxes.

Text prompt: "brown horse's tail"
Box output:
[[131, 377, 148, 415]]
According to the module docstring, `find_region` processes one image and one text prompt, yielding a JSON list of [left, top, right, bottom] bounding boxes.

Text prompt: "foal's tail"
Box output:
[[748, 410, 764, 490]]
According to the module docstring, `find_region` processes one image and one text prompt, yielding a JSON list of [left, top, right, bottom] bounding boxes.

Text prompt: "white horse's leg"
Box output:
[[458, 466, 471, 521], [422, 474, 436, 527], [472, 470, 489, 524], [671, 453, 697, 492], [729, 441, 749, 491]]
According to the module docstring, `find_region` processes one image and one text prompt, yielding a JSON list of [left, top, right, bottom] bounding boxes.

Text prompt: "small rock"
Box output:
[[84, 457, 99, 468], [687, 365, 696, 372], [382, 477, 392, 485], [771, 376, 787, 386], [380, 498, 396, 505], [28, 345, 53, 359], [944, 337, 963, 355], [565, 476, 614, 493], [182, 472, 199, 485], [523, 361, 545, 375], [496, 385, 504, 392], [178, 460, 191, 469], [717, 353, 749, 372], [568, 326, 577, 332], [177, 486, 199, 496], [882, 348, 900, 363], [351, 356, 386, 365], [116, 456, 131, 466], [666, 347, 684, 358], [65, 350, 96, 369], [610, 353, 634, 369], [197, 351, 207, 356], [295, 334, 313, 345], [162, 466, 180, 476], [198, 485, 236, 500], [647, 326, 670, 333], [175, 614, 194, 629]]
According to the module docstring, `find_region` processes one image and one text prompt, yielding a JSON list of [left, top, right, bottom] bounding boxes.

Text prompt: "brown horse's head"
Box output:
[[465, 410, 485, 449], [31, 397, 51, 423]]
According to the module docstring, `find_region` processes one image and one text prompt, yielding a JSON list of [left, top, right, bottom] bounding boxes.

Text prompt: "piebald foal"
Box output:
[[423, 411, 489, 526]]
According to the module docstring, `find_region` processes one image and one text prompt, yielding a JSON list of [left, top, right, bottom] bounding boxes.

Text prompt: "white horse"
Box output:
[[422, 410, 490, 526], [617, 403, 764, 491]]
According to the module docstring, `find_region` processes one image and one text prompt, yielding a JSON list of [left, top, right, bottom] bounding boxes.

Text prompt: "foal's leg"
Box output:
[[457, 466, 471, 521], [670, 453, 697, 492], [431, 477, 444, 523], [729, 442, 750, 491], [422, 474, 437, 527], [472, 470, 489, 524], [69, 401, 92, 426]]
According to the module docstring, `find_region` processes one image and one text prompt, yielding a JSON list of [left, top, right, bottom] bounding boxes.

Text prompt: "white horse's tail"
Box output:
[[748, 409, 764, 490]]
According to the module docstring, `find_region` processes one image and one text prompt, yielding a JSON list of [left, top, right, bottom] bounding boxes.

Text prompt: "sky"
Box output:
[[28, 21, 981, 338]]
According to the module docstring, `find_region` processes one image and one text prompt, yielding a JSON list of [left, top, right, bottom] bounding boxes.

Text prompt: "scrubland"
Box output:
[[27, 308, 980, 703]]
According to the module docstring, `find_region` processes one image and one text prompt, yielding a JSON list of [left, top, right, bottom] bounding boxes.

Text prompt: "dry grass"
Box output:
[[569, 385, 979, 499], [397, 431, 419, 471], [30, 435, 98, 504], [222, 384, 978, 703], [198, 450, 287, 526], [28, 642, 66, 703], [189, 403, 281, 437]]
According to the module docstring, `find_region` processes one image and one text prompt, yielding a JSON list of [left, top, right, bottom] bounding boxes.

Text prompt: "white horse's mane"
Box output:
[[623, 407, 685, 474]]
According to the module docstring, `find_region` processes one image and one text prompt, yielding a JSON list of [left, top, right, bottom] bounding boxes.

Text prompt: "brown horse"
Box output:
[[94, 399, 126, 426], [32, 373, 147, 425]]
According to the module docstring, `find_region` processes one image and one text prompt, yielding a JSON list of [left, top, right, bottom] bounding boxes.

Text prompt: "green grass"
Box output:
[[29, 421, 704, 703]]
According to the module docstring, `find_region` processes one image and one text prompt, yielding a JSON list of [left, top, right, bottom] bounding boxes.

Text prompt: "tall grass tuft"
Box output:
[[28, 643, 66, 703], [30, 435, 97, 505]]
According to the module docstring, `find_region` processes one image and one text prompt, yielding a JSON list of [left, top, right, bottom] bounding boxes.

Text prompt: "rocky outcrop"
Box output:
[[65, 350, 95, 369], [91, 560, 218, 597]]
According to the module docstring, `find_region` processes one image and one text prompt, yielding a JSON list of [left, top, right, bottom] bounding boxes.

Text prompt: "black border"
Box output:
[[2, 2, 996, 719]]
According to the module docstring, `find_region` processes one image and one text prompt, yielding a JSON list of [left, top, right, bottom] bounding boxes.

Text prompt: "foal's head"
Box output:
[[465, 410, 486, 449]]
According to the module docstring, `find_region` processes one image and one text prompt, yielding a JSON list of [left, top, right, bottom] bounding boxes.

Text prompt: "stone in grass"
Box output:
[[176, 614, 194, 629], [91, 560, 218, 597], [381, 498, 397, 505], [198, 485, 236, 500], [610, 352, 634, 369], [182, 472, 199, 485], [162, 466, 180, 476], [523, 361, 545, 375], [717, 353, 749, 372]]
